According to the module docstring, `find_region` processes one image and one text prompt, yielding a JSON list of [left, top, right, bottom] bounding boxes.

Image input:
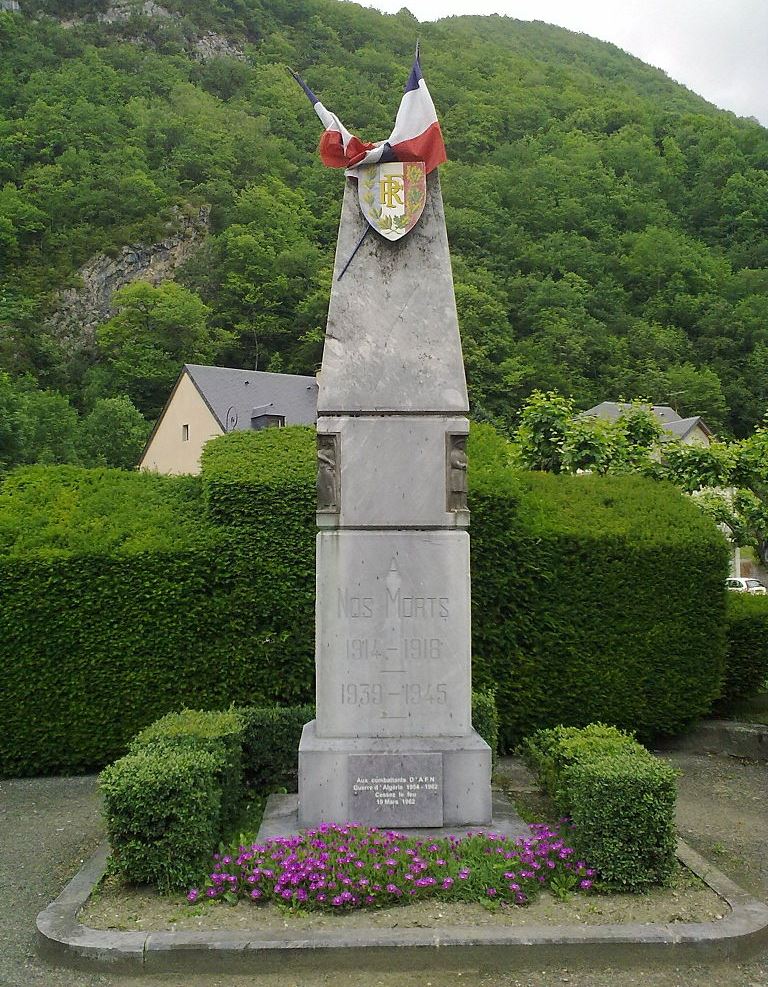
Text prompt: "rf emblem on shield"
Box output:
[[357, 161, 427, 241]]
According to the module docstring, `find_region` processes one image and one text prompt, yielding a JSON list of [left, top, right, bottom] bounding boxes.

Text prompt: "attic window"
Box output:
[[182, 424, 189, 442], [251, 414, 285, 431]]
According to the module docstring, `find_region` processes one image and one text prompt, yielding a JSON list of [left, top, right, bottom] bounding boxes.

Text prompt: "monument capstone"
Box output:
[[297, 163, 493, 829]]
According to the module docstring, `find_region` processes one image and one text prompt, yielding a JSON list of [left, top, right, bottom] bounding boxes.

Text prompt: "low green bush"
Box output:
[[521, 723, 677, 890], [239, 704, 315, 791], [100, 746, 222, 891], [520, 723, 638, 806], [720, 593, 768, 710], [471, 689, 500, 764], [239, 692, 500, 791], [566, 753, 678, 889], [131, 709, 245, 832]]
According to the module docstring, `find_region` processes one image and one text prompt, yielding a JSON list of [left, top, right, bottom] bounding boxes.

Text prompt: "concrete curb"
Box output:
[[664, 720, 768, 761], [37, 837, 768, 973]]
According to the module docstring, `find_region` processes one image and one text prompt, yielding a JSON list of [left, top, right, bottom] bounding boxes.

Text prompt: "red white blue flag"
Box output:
[[291, 51, 447, 175]]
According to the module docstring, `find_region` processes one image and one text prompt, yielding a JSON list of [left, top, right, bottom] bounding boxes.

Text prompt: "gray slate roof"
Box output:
[[582, 401, 712, 440], [664, 416, 711, 440], [184, 364, 318, 431]]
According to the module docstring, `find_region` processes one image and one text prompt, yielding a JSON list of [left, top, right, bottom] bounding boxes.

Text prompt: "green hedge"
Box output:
[[201, 429, 317, 705], [471, 689, 500, 765], [720, 593, 768, 710], [521, 724, 678, 889], [0, 462, 312, 776], [469, 426, 728, 747], [0, 424, 728, 775], [240, 703, 315, 791]]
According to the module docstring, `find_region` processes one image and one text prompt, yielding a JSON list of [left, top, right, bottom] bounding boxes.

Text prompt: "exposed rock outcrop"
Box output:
[[194, 32, 246, 61], [48, 205, 210, 355], [30, 1, 248, 62], [97, 0, 172, 23]]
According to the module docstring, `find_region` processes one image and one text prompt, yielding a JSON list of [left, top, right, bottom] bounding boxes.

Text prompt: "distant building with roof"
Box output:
[[582, 402, 713, 446], [139, 364, 318, 474]]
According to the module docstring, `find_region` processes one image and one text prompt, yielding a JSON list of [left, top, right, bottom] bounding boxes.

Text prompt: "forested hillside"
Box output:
[[2, 0, 768, 469]]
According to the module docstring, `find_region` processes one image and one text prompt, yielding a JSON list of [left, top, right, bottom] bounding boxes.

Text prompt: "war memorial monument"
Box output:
[[281, 54, 496, 832]]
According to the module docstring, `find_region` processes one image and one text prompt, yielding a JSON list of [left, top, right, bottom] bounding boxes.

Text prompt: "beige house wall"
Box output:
[[139, 371, 223, 475], [681, 424, 711, 447]]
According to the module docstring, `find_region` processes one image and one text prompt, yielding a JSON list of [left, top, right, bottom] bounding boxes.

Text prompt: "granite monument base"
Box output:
[[297, 720, 491, 828]]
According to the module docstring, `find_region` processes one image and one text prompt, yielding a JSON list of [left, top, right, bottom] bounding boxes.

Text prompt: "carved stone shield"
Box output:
[[357, 161, 427, 241]]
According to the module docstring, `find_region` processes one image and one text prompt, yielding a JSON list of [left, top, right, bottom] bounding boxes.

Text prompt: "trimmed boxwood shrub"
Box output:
[[519, 722, 638, 805], [521, 724, 678, 889], [471, 689, 500, 765], [131, 709, 245, 832], [240, 692, 500, 791], [100, 746, 222, 891], [0, 424, 728, 775], [240, 703, 315, 791], [720, 593, 768, 711]]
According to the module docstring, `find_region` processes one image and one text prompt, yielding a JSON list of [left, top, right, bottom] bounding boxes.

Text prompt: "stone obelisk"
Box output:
[[297, 169, 492, 828]]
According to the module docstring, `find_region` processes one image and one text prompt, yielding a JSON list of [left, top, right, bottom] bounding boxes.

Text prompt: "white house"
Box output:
[[582, 402, 713, 446], [139, 364, 318, 475]]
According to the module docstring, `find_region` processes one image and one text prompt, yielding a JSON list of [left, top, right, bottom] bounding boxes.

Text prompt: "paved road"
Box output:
[[1, 751, 766, 987]]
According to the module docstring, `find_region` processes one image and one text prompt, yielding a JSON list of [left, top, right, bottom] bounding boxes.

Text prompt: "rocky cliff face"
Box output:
[[55, 1, 247, 60], [193, 32, 246, 61], [48, 205, 210, 355]]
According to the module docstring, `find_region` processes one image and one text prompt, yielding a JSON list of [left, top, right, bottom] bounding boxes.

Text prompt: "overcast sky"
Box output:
[[357, 0, 768, 126]]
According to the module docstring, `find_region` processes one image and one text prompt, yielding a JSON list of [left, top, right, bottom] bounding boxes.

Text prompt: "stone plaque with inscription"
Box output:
[[297, 166, 492, 829], [349, 753, 443, 827]]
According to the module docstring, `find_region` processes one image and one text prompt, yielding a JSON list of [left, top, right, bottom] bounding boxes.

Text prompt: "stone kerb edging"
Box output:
[[37, 838, 768, 973], [666, 720, 768, 761]]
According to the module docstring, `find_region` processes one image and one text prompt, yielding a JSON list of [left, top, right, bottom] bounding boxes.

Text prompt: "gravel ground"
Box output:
[[1, 749, 767, 987]]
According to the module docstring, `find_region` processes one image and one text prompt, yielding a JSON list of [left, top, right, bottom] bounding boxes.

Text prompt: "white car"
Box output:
[[726, 577, 767, 595]]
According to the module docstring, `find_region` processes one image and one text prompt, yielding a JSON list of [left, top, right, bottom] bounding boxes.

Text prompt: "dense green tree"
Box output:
[[0, 372, 23, 472], [94, 281, 230, 417], [2, 1, 768, 441], [17, 387, 80, 465], [77, 395, 150, 469]]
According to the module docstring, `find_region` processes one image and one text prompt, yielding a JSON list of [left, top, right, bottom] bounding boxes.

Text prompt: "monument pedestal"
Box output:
[[298, 721, 491, 827]]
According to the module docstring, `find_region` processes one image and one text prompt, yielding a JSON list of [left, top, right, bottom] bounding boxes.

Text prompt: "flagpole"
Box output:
[[337, 227, 370, 281]]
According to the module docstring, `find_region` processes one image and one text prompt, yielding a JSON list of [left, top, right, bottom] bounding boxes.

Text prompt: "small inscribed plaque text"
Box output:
[[348, 753, 443, 827]]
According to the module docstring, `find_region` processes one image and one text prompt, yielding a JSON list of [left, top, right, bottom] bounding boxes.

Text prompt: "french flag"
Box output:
[[291, 52, 447, 175]]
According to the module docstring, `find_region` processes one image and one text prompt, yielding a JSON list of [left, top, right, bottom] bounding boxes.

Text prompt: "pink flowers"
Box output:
[[187, 822, 596, 913]]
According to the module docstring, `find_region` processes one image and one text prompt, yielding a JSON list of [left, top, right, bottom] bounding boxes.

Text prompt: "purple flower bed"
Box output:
[[188, 823, 595, 910]]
